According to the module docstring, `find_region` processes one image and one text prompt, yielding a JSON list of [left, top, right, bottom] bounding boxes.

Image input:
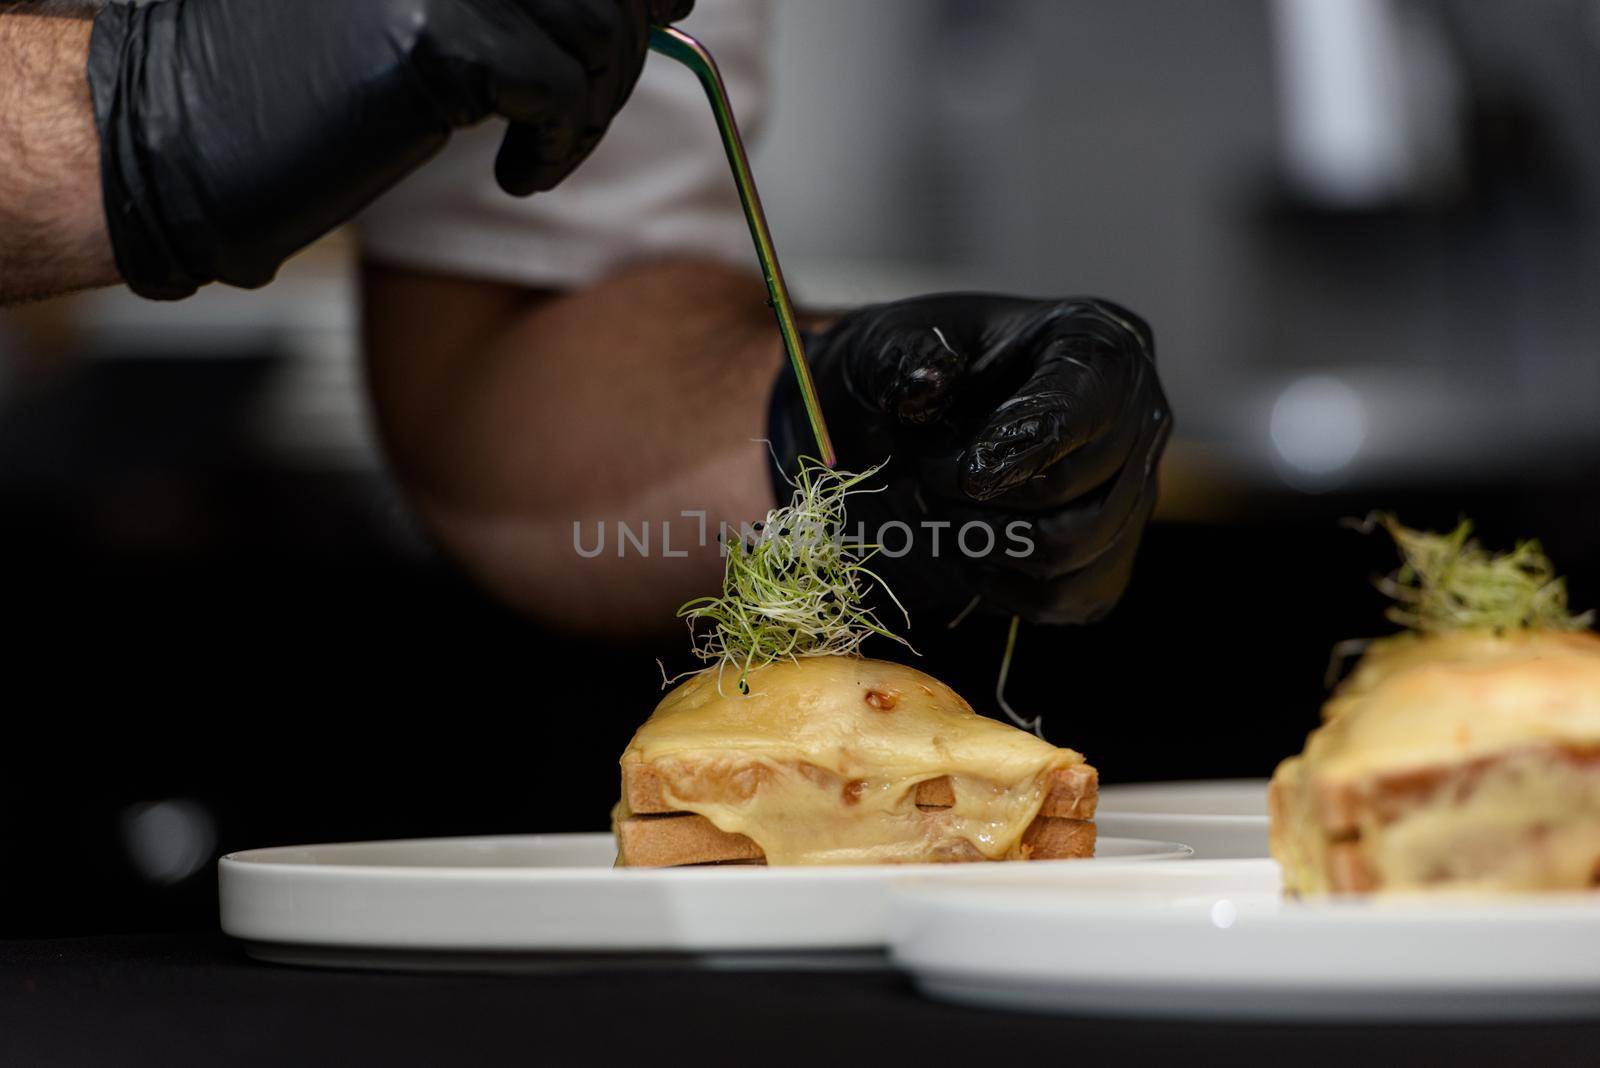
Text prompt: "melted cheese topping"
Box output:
[[1309, 630, 1600, 782], [1367, 754, 1600, 890], [1272, 629, 1600, 893], [622, 656, 1083, 865]]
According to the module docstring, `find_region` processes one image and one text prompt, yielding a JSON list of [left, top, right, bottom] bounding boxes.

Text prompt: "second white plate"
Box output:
[[1096, 779, 1270, 859], [219, 832, 1190, 965], [891, 859, 1600, 1020]]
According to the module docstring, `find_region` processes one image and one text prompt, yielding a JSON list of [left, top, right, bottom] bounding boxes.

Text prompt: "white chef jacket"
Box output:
[[357, 0, 772, 290]]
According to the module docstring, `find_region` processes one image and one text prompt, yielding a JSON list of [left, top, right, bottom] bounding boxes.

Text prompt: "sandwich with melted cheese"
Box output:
[[1270, 518, 1600, 893], [614, 655, 1097, 866]]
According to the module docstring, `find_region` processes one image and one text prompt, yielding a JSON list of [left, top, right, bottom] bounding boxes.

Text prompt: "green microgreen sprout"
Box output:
[[1353, 512, 1592, 635], [677, 458, 912, 695]]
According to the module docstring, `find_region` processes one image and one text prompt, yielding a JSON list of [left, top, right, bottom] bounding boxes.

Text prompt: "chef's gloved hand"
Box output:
[[771, 295, 1172, 627], [88, 0, 693, 300]]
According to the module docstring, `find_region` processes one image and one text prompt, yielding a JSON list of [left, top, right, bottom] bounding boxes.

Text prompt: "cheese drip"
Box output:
[[1272, 629, 1600, 892], [623, 656, 1083, 865]]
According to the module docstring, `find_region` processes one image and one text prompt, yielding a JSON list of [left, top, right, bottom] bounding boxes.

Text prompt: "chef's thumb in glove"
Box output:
[[88, 0, 694, 300], [770, 295, 1172, 628]]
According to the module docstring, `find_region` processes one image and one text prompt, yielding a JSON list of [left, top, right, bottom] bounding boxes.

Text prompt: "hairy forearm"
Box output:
[[363, 259, 785, 636], [0, 5, 117, 304]]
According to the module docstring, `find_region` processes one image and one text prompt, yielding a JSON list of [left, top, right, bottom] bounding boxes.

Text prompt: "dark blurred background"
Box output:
[[3, 0, 1599, 935]]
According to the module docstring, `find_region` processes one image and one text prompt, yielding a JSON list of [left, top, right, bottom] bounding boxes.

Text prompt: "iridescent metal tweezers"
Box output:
[[649, 26, 836, 466]]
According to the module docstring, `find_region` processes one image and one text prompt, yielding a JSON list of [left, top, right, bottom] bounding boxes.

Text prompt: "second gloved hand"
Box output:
[[772, 295, 1172, 628], [89, 0, 693, 300]]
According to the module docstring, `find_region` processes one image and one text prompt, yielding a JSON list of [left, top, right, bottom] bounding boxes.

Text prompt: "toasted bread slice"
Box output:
[[1293, 743, 1600, 841], [616, 811, 1096, 868], [615, 813, 766, 867], [1272, 742, 1600, 893], [622, 762, 1098, 821]]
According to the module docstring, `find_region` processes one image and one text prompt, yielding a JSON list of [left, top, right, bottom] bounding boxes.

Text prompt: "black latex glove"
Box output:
[[771, 295, 1172, 627], [88, 0, 693, 300]]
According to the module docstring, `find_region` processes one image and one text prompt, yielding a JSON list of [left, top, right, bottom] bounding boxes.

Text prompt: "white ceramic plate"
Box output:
[[891, 859, 1600, 1021], [218, 832, 1190, 966], [1096, 779, 1270, 859]]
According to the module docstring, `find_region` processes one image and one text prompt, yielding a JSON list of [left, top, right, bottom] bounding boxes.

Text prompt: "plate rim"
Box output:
[[1096, 778, 1270, 822], [888, 858, 1600, 924], [218, 831, 1192, 881]]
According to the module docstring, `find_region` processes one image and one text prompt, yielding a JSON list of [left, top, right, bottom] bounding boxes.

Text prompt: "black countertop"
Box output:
[[2, 934, 1597, 1067]]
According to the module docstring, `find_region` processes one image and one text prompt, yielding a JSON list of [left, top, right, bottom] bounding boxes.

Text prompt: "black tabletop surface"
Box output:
[[1, 934, 1597, 1067]]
